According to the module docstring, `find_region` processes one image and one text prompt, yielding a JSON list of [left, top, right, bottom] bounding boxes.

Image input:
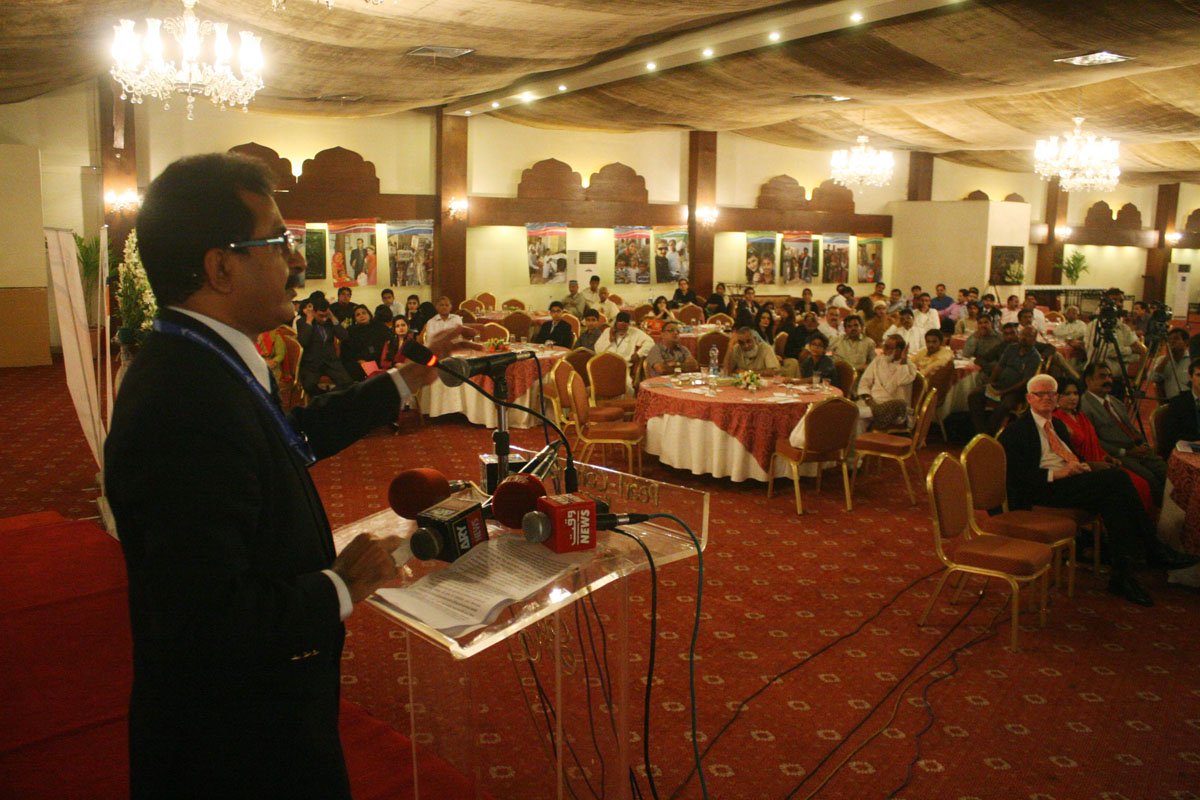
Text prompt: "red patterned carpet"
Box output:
[[2, 358, 1199, 799]]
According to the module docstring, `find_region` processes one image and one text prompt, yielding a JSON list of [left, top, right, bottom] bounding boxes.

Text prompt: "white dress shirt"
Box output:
[[912, 308, 940, 335], [596, 326, 655, 361], [423, 312, 464, 343], [883, 324, 926, 354], [857, 355, 917, 405]]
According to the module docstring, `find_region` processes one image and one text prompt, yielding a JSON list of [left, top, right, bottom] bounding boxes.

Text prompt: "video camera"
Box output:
[[1095, 295, 1120, 329]]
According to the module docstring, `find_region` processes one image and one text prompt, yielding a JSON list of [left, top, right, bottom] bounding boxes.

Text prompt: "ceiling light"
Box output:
[[850, 12, 864, 22], [464, 110, 471, 116], [646, 61, 657, 71], [521, 91, 534, 102], [768, 31, 781, 42], [110, 0, 264, 120], [831, 95, 851, 102], [557, 84, 567, 92], [491, 101, 499, 108], [1034, 116, 1121, 193], [702, 48, 714, 58], [831, 135, 895, 188], [1055, 225, 1073, 238], [1054, 51, 1132, 67]]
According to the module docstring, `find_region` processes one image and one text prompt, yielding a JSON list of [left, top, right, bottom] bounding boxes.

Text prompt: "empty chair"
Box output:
[[774, 331, 788, 358], [481, 322, 510, 342], [565, 347, 594, 386], [475, 292, 496, 310], [925, 363, 956, 441], [677, 304, 705, 325], [632, 303, 654, 323], [552, 361, 623, 443], [458, 308, 477, 324], [607, 294, 623, 306], [696, 331, 730, 368], [501, 311, 533, 341], [561, 312, 581, 341], [501, 297, 526, 310], [831, 358, 856, 396], [460, 298, 483, 313], [707, 313, 734, 327], [566, 371, 644, 474], [767, 396, 860, 514]]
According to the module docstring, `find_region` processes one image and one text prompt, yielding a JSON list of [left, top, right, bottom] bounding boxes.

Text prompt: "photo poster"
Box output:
[[526, 222, 569, 285], [856, 237, 883, 284], [303, 226, 326, 281], [780, 233, 817, 284], [386, 220, 434, 287], [614, 226, 652, 285], [745, 232, 779, 285], [651, 227, 689, 283], [990, 245, 1026, 285], [328, 218, 378, 288], [821, 234, 850, 284]]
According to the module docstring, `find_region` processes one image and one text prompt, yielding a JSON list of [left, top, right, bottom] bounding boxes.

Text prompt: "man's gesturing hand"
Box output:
[[331, 533, 403, 604]]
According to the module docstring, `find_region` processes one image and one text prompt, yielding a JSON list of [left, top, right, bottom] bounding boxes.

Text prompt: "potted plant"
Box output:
[[112, 231, 157, 389], [1057, 251, 1089, 285], [73, 233, 102, 329]]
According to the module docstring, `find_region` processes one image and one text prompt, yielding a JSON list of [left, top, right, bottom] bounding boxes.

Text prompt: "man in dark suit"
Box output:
[[106, 153, 442, 799], [998, 374, 1197, 606], [1080, 363, 1167, 503], [1157, 358, 1200, 458], [296, 296, 354, 397], [531, 301, 575, 348]]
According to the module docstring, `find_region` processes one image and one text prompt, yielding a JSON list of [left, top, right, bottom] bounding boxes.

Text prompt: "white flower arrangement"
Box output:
[[114, 230, 157, 346], [736, 370, 763, 392]]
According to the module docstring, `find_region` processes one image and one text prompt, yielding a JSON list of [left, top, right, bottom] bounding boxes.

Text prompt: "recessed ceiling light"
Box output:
[[464, 110, 471, 116], [557, 84, 567, 92], [1054, 50, 1133, 66], [850, 11, 864, 22], [491, 101, 499, 108], [831, 95, 851, 102], [521, 91, 535, 102], [768, 31, 781, 41], [646, 61, 657, 71], [406, 45, 475, 59], [702, 48, 714, 58]]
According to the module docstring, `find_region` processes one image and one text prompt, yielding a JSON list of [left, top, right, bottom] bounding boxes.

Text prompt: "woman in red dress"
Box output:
[[1054, 378, 1155, 517]]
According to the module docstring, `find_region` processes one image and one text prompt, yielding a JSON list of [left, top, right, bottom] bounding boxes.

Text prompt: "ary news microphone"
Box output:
[[521, 495, 651, 554], [409, 497, 489, 562]]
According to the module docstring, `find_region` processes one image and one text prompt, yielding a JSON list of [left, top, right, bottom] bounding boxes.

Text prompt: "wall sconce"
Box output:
[[1054, 225, 1072, 239], [1165, 231, 1183, 246], [105, 188, 141, 212], [446, 197, 469, 221], [695, 205, 719, 228]]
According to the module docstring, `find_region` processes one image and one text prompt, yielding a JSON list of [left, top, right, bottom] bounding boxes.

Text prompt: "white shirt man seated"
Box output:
[[423, 296, 465, 343], [596, 311, 655, 363], [1053, 305, 1087, 344], [817, 307, 843, 340], [855, 334, 918, 430], [883, 309, 926, 354]]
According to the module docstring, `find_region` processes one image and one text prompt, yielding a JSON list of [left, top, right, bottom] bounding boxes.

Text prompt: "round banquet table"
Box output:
[[938, 358, 982, 421], [634, 375, 843, 482], [949, 334, 1080, 361], [417, 345, 565, 428]]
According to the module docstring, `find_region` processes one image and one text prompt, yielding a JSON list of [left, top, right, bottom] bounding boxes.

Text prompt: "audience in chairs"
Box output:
[[532, 301, 576, 348], [968, 324, 1041, 435], [575, 309, 605, 352], [1157, 357, 1200, 457], [296, 297, 353, 397], [911, 329, 953, 376], [644, 321, 698, 376], [829, 314, 875, 371], [423, 296, 464, 343], [1079, 363, 1168, 504], [854, 333, 917, 431]]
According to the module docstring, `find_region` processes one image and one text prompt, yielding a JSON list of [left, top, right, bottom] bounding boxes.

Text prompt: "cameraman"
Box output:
[[1152, 328, 1191, 400], [1085, 291, 1145, 400]]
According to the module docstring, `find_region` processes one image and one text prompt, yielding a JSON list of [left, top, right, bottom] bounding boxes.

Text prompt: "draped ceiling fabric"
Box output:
[[3, 0, 1200, 184]]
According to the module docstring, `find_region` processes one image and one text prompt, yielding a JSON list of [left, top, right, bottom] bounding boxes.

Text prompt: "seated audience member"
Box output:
[[1022, 293, 1047, 332], [342, 303, 391, 380], [294, 297, 314, 331], [296, 297, 353, 396], [979, 293, 1002, 327], [965, 317, 1010, 373], [870, 282, 887, 303], [532, 301, 575, 348], [865, 300, 892, 345], [818, 306, 843, 340], [1054, 378, 1155, 517], [255, 327, 286, 386], [402, 294, 423, 330], [645, 321, 699, 376], [648, 296, 675, 322], [776, 302, 797, 337], [581, 274, 603, 310], [1157, 357, 1200, 458], [911, 329, 953, 376], [734, 287, 761, 329], [940, 289, 969, 333], [998, 374, 1197, 606], [1152, 328, 1192, 400], [968, 324, 1041, 435], [795, 288, 819, 316], [911, 293, 940, 336], [1084, 309, 1145, 400], [378, 287, 403, 320], [724, 326, 781, 376], [796, 332, 836, 383], [670, 279, 697, 309], [929, 283, 953, 313], [596, 286, 621, 321], [999, 294, 1022, 326], [1053, 304, 1088, 346], [753, 309, 777, 344], [1080, 363, 1167, 504], [829, 314, 875, 370], [705, 282, 730, 317], [954, 301, 980, 336], [560, 279, 588, 318], [423, 296, 465, 343], [575, 308, 605, 351], [783, 312, 820, 364], [378, 317, 414, 369], [884, 308, 925, 354], [828, 284, 856, 310], [330, 286, 355, 324], [855, 333, 917, 430], [596, 311, 654, 362], [886, 288, 906, 314]]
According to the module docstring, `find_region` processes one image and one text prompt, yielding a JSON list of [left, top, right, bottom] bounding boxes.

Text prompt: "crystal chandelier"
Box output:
[[1034, 117, 1121, 192], [110, 0, 264, 120], [830, 135, 895, 188]]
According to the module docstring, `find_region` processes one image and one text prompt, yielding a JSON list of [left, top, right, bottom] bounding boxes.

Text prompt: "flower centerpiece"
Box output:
[[484, 338, 510, 353], [114, 230, 157, 346], [736, 369, 763, 392]]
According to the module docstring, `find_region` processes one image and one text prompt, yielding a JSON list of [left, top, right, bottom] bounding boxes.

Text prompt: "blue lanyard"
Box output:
[[153, 319, 317, 466]]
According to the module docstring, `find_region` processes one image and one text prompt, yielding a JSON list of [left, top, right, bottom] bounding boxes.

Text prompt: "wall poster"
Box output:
[[386, 220, 434, 287], [328, 218, 378, 288], [821, 234, 850, 284], [856, 237, 883, 283], [526, 223, 569, 284], [614, 226, 652, 285], [780, 232, 816, 284], [652, 227, 689, 282], [745, 232, 778, 285]]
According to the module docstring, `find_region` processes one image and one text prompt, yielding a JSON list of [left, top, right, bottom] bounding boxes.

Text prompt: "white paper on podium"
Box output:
[[376, 536, 587, 636]]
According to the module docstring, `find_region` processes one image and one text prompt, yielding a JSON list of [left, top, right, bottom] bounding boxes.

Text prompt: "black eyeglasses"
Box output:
[[228, 231, 295, 254]]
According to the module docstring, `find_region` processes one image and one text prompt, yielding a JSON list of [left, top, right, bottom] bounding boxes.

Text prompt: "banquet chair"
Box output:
[[707, 313, 734, 327], [831, 358, 857, 396], [853, 388, 938, 505], [677, 304, 705, 325], [925, 363, 956, 441], [632, 303, 654, 323], [501, 298, 527, 311], [697, 331, 730, 367], [1045, 310, 1064, 323], [881, 371, 926, 435], [458, 308, 477, 324], [460, 298, 483, 314], [463, 323, 487, 340], [767, 396, 859, 515], [588, 351, 637, 418], [552, 362, 623, 444], [608, 294, 623, 306], [475, 292, 496, 310], [501, 311, 534, 341], [279, 328, 302, 410], [562, 312, 581, 341], [922, 453, 1051, 651], [961, 435, 1078, 596], [567, 371, 644, 474], [774, 332, 789, 358], [1148, 403, 1169, 452], [481, 322, 510, 342], [565, 348, 594, 386]]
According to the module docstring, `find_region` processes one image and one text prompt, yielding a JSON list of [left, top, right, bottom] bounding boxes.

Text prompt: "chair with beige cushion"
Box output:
[[853, 388, 938, 505], [767, 396, 859, 515], [922, 453, 1051, 651], [961, 434, 1079, 596], [566, 371, 644, 474]]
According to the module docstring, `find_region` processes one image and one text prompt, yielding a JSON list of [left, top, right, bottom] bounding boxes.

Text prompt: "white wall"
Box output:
[[715, 132, 908, 216], [889, 201, 999, 293], [1062, 245, 1144, 297], [1177, 183, 1200, 230], [1065, 185, 1157, 227], [467, 116, 686, 202], [930, 158, 1047, 222], [137, 103, 437, 194]]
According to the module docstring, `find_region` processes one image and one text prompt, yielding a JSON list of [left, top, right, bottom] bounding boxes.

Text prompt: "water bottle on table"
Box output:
[[708, 345, 720, 377]]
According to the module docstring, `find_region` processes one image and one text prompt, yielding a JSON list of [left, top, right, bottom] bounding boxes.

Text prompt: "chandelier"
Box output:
[[110, 0, 264, 120], [830, 135, 895, 188], [1034, 117, 1121, 192]]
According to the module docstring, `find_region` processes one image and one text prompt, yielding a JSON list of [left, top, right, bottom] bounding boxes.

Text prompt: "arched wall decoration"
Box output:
[[810, 180, 855, 213], [756, 175, 808, 210], [516, 158, 585, 201], [1047, 199, 1157, 249], [1185, 208, 1200, 233], [1084, 200, 1116, 229], [1004, 193, 1026, 203], [964, 190, 989, 201], [1114, 203, 1143, 230], [295, 147, 380, 196], [228, 142, 296, 190], [584, 163, 647, 203]]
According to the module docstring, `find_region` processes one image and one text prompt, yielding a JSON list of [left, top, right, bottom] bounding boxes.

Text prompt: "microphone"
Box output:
[[521, 495, 651, 554], [409, 496, 489, 562], [401, 339, 438, 368], [438, 350, 537, 388], [490, 473, 547, 529], [388, 468, 470, 519]]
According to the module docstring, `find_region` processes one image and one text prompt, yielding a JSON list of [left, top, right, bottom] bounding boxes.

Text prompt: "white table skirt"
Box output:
[[418, 380, 547, 429], [645, 414, 824, 483], [938, 371, 978, 421]]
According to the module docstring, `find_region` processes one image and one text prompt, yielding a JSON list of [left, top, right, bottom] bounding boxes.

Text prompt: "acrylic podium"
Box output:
[[331, 449, 709, 800]]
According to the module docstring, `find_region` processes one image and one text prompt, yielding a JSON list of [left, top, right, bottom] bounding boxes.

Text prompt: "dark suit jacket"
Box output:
[[533, 319, 575, 348], [296, 318, 348, 382], [1158, 391, 1200, 459], [105, 309, 399, 799], [997, 411, 1081, 511]]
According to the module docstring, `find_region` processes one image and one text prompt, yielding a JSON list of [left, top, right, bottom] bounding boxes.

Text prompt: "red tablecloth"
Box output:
[[1167, 450, 1200, 552], [476, 310, 551, 326], [949, 335, 1080, 360], [634, 378, 840, 471], [415, 347, 565, 399]]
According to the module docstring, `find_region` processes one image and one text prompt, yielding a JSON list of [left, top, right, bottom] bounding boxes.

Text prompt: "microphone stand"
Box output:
[[487, 362, 513, 483]]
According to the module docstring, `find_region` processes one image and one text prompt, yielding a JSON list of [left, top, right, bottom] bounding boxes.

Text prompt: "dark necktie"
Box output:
[[1104, 397, 1140, 443]]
